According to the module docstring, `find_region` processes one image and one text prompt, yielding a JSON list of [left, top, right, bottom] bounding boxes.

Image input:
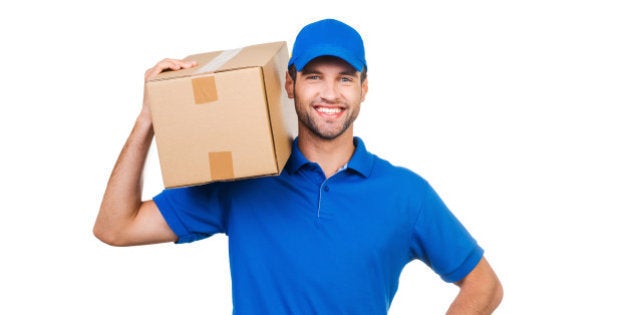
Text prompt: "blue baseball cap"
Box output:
[[288, 19, 367, 72]]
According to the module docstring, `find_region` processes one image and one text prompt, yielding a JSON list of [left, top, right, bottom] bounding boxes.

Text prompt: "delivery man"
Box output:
[[94, 18, 503, 314]]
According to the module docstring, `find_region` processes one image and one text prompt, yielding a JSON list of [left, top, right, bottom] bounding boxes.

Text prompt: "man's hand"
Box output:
[[144, 58, 197, 82]]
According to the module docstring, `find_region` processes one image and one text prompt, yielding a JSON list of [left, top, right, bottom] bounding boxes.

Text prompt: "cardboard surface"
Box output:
[[146, 41, 297, 188]]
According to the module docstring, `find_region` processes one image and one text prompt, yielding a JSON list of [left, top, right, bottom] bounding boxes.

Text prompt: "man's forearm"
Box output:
[[93, 111, 154, 244]]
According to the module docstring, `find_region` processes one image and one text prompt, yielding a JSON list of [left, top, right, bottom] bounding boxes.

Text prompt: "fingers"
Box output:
[[144, 58, 198, 82]]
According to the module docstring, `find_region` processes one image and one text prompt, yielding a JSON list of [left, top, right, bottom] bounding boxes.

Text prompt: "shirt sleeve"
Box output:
[[409, 181, 484, 283], [153, 183, 229, 244]]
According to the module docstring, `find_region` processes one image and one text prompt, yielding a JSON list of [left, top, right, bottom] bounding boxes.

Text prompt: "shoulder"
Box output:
[[370, 152, 430, 188], [361, 152, 443, 210], [353, 137, 429, 187]]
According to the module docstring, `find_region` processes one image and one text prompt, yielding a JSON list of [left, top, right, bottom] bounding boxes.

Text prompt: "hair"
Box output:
[[288, 61, 367, 83]]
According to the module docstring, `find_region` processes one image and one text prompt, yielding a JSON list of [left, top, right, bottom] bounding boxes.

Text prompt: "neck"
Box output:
[[297, 128, 356, 178]]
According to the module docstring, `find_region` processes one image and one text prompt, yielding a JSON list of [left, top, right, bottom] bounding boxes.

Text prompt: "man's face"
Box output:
[[286, 56, 368, 141]]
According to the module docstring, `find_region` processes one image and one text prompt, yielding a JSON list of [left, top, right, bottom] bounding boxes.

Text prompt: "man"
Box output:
[[94, 18, 503, 314]]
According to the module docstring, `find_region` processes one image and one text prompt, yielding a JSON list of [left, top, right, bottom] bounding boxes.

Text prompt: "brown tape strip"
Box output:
[[191, 76, 218, 104], [209, 151, 234, 180]]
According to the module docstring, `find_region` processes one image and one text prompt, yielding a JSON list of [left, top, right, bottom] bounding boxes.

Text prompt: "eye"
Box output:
[[305, 74, 321, 80], [340, 76, 353, 83]]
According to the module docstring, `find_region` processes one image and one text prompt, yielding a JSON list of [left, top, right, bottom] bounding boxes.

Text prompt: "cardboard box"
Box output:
[[146, 41, 298, 188]]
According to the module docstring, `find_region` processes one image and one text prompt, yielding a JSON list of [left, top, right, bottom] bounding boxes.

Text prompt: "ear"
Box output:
[[285, 71, 295, 99], [360, 77, 368, 102]]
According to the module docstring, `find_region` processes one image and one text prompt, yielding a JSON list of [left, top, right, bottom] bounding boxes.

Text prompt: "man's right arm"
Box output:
[[93, 59, 196, 246]]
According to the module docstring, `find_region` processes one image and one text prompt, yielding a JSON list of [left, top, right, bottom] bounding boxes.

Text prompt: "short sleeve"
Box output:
[[409, 182, 484, 283], [153, 183, 229, 244]]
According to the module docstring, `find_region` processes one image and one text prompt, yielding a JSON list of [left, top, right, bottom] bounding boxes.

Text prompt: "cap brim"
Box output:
[[291, 45, 364, 72]]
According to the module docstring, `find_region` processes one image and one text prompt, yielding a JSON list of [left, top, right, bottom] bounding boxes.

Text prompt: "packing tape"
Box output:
[[209, 151, 234, 180], [195, 48, 242, 74], [190, 47, 242, 104], [191, 76, 218, 104]]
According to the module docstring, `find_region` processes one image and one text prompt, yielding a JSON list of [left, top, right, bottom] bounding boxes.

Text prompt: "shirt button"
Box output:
[[323, 185, 330, 192]]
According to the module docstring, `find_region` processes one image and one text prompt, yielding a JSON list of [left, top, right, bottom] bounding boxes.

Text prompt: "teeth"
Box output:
[[317, 107, 342, 114]]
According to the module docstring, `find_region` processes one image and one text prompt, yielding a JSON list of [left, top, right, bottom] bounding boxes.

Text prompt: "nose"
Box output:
[[320, 78, 340, 102]]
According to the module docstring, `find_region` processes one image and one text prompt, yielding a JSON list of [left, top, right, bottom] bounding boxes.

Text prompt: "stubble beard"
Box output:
[[294, 95, 359, 141]]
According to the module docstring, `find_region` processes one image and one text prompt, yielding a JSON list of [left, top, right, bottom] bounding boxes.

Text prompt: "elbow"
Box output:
[[480, 266, 504, 313], [93, 203, 137, 247], [93, 225, 116, 246], [93, 221, 128, 247], [489, 278, 504, 311], [455, 257, 504, 313], [479, 273, 504, 314]]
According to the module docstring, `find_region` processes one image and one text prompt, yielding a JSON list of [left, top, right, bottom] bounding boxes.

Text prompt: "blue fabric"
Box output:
[[288, 19, 367, 72], [154, 137, 483, 314]]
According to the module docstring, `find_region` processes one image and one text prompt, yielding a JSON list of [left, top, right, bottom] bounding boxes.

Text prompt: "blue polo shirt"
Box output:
[[154, 137, 483, 314]]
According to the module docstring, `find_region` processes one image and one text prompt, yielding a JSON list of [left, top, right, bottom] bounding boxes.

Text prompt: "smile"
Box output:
[[315, 106, 343, 114]]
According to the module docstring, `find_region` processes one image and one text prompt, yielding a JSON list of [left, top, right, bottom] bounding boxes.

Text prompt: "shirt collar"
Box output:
[[285, 137, 374, 178]]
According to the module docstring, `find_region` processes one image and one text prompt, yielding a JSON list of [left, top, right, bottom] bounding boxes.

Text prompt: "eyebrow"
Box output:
[[300, 68, 359, 77]]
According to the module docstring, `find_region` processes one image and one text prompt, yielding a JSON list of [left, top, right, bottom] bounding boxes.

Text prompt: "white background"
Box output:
[[1, 1, 628, 314]]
